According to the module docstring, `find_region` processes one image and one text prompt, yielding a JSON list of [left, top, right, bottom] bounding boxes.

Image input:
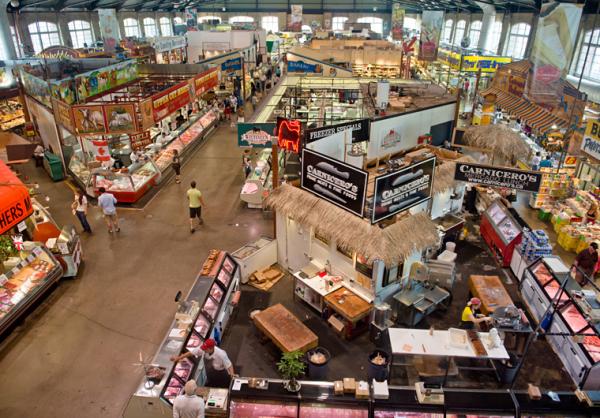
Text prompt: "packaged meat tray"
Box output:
[[186, 333, 202, 350], [583, 336, 600, 362], [222, 257, 235, 274], [533, 263, 553, 286], [216, 269, 231, 289], [173, 359, 193, 380], [202, 297, 218, 320], [210, 283, 223, 303], [194, 314, 210, 337], [560, 304, 589, 333]]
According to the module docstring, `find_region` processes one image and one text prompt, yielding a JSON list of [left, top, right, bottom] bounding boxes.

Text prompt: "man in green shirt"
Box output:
[[187, 181, 205, 233]]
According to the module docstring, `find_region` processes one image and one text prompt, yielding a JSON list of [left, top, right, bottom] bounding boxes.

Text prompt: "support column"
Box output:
[[475, 1, 496, 51], [0, 3, 17, 60]]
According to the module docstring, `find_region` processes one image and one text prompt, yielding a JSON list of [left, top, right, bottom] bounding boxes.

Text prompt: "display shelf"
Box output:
[[0, 245, 63, 334], [520, 256, 600, 389], [480, 200, 523, 267], [529, 167, 575, 209]]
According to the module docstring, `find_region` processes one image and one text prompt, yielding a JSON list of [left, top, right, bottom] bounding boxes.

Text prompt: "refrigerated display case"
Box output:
[[123, 251, 240, 418], [480, 200, 523, 267], [0, 244, 63, 334], [240, 149, 285, 208], [90, 160, 161, 203], [520, 256, 600, 389]]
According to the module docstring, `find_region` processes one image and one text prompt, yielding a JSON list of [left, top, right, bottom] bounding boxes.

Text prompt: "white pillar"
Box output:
[[475, 1, 496, 52], [0, 2, 17, 60]]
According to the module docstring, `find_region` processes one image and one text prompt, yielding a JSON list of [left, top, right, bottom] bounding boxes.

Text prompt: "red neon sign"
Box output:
[[277, 118, 301, 153]]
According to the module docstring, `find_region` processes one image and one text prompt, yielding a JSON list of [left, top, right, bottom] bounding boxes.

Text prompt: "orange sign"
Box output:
[[0, 161, 33, 234], [277, 118, 301, 154]]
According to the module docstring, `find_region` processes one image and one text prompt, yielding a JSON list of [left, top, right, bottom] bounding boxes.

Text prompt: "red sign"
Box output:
[[129, 131, 152, 151], [534, 65, 561, 84], [152, 81, 191, 122], [0, 162, 33, 234], [194, 68, 219, 97], [277, 118, 301, 154]]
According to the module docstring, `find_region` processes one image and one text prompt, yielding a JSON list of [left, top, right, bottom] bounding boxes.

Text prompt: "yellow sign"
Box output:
[[581, 120, 600, 160], [461, 55, 512, 73]]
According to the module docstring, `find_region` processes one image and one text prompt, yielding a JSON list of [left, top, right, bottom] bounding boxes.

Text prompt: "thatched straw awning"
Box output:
[[432, 155, 476, 195], [463, 124, 531, 163], [265, 184, 439, 266]]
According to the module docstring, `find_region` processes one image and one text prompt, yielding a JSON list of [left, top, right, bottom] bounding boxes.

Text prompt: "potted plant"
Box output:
[[277, 350, 305, 392], [0, 236, 17, 273]]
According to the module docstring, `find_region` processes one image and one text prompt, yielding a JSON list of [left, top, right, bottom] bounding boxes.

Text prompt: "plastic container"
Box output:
[[494, 354, 519, 384], [307, 347, 330, 380], [368, 349, 390, 382]]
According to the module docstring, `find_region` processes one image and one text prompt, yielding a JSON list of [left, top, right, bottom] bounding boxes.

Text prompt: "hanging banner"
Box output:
[[75, 60, 137, 101], [20, 70, 51, 108], [0, 162, 33, 235], [301, 148, 368, 217], [391, 4, 405, 41], [104, 104, 137, 134], [419, 11, 444, 61], [185, 8, 198, 31], [51, 98, 75, 133], [50, 79, 76, 105], [277, 118, 301, 153], [581, 120, 600, 160], [151, 82, 191, 122], [287, 60, 322, 73], [454, 163, 542, 192], [97, 9, 120, 53], [221, 58, 242, 73], [140, 98, 154, 129], [129, 131, 152, 151], [461, 56, 512, 73], [193, 68, 219, 96], [372, 157, 436, 224], [72, 105, 107, 135], [237, 123, 276, 147], [86, 137, 111, 162], [306, 119, 370, 144], [289, 5, 303, 32]]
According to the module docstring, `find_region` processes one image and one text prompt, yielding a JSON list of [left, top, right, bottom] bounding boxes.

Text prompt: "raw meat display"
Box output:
[[173, 359, 193, 380], [217, 269, 231, 288], [560, 304, 589, 333], [300, 405, 369, 417], [230, 401, 297, 417], [488, 203, 507, 224], [583, 336, 600, 362], [210, 283, 223, 302], [533, 263, 553, 286], [145, 366, 165, 381], [194, 314, 210, 337], [198, 110, 216, 128], [222, 257, 235, 274], [374, 411, 444, 418], [544, 280, 569, 303], [498, 217, 519, 242], [187, 333, 202, 349], [203, 297, 218, 320]]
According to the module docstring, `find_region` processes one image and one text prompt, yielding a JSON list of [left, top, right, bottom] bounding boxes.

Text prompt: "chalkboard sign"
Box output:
[[451, 127, 467, 146]]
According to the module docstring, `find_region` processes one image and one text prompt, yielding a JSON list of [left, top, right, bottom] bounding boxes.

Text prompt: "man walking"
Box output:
[[98, 187, 120, 233], [187, 181, 205, 233]]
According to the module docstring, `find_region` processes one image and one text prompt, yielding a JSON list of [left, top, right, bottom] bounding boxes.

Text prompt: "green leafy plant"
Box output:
[[277, 350, 305, 391], [0, 236, 17, 263]]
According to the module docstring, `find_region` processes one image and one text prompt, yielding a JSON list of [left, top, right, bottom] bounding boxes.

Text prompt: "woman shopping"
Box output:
[[72, 190, 92, 233]]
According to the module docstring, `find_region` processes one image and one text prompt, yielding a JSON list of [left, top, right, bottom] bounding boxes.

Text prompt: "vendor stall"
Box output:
[[123, 250, 240, 418], [152, 37, 187, 64], [240, 149, 285, 209], [480, 200, 523, 267], [520, 256, 600, 389], [0, 162, 64, 334]]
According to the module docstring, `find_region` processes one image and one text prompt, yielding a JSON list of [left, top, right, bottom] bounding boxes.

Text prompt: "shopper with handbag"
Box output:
[[71, 190, 92, 233]]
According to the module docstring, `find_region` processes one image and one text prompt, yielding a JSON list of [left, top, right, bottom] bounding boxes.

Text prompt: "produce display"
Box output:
[[0, 98, 25, 131], [0, 254, 57, 320]]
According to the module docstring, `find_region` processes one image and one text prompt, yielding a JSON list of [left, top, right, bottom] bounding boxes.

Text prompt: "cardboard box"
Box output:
[[343, 378, 356, 394], [528, 384, 541, 400], [334, 380, 344, 395], [355, 380, 369, 399]]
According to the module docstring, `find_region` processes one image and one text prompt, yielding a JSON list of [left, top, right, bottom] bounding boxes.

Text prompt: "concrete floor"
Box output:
[[0, 122, 272, 418]]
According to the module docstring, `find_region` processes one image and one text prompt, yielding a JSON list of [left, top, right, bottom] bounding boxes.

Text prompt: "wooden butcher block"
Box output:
[[253, 303, 318, 353]]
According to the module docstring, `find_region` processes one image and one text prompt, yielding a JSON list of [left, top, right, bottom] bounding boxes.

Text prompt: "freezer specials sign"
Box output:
[[372, 157, 436, 224], [305, 119, 370, 144], [581, 120, 600, 160], [454, 163, 542, 192], [301, 148, 368, 217]]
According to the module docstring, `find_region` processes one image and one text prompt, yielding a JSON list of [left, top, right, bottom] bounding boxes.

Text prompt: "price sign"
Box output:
[[17, 221, 27, 232], [0, 274, 7, 285]]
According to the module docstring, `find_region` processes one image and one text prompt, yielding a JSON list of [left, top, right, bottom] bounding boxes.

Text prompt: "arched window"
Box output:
[[469, 20, 482, 48], [11, 26, 22, 58], [357, 17, 383, 34], [199, 16, 221, 24], [404, 17, 418, 33], [332, 17, 348, 31], [68, 20, 94, 49], [173, 17, 184, 26], [505, 23, 531, 59], [159, 17, 172, 36], [229, 16, 254, 24], [28, 21, 61, 54], [574, 29, 600, 82], [453, 20, 466, 46], [261, 16, 279, 33], [486, 21, 503, 53], [123, 18, 140, 38], [143, 17, 157, 38], [442, 19, 453, 44]]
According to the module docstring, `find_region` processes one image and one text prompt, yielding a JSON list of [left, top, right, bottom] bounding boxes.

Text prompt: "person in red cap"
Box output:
[[171, 338, 235, 388], [460, 297, 491, 330]]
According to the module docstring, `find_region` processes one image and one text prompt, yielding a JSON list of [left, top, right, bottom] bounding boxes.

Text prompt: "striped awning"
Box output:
[[481, 87, 568, 135]]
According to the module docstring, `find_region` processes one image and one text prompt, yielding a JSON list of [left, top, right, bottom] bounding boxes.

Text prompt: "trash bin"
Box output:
[[494, 353, 519, 384], [368, 349, 390, 382], [307, 347, 330, 380], [43, 152, 64, 181]]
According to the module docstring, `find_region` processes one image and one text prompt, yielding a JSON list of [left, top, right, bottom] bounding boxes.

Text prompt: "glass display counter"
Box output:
[[0, 243, 63, 334], [480, 200, 523, 267], [91, 160, 161, 203], [240, 149, 285, 208]]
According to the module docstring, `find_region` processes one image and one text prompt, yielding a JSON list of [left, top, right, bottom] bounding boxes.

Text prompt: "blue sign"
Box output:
[[221, 58, 242, 73], [287, 60, 321, 73]]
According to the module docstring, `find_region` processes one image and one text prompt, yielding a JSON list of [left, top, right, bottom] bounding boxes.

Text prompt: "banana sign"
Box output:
[[581, 120, 600, 160]]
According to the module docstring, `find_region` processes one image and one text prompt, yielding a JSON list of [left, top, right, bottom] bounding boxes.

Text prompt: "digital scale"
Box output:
[[206, 388, 228, 409]]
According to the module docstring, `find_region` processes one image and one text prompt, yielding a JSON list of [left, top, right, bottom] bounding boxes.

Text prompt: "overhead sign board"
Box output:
[[237, 123, 275, 147], [301, 148, 368, 217], [581, 120, 600, 161], [305, 119, 370, 144], [454, 163, 543, 192], [372, 157, 436, 224]]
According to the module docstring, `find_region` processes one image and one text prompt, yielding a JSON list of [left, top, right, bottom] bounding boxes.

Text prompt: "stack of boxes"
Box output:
[[520, 228, 553, 262]]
